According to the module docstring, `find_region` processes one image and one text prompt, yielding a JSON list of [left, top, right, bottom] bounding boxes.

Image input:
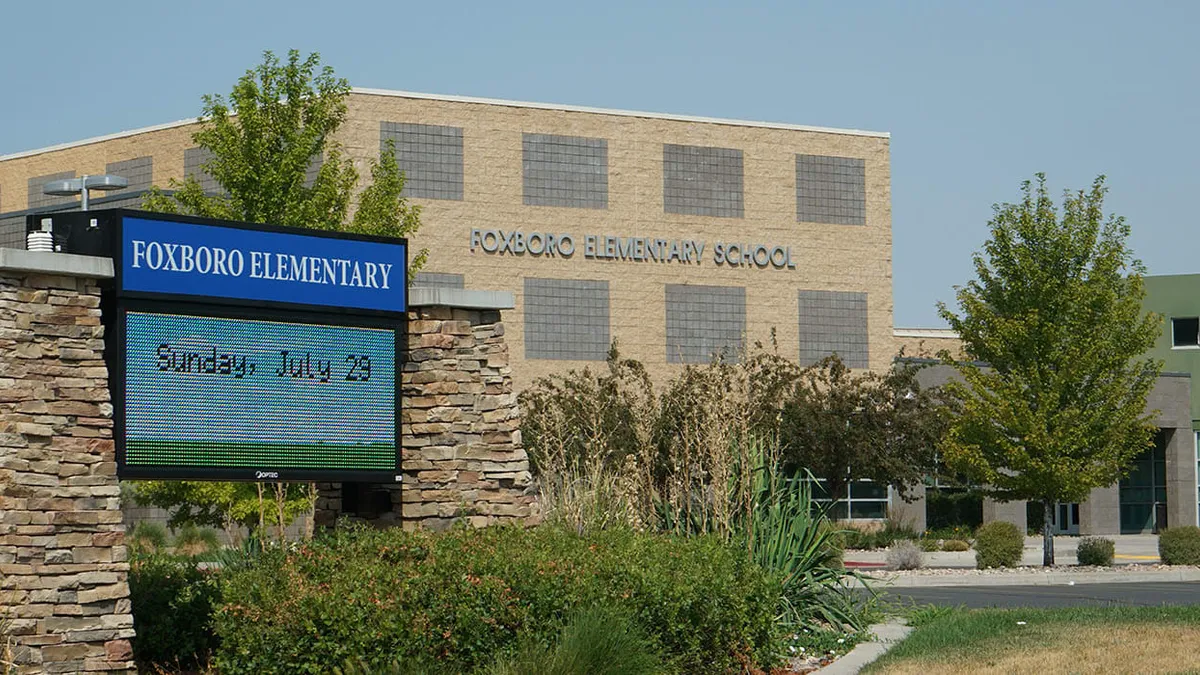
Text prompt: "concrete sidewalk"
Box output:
[[845, 534, 1162, 568], [842, 534, 1200, 587]]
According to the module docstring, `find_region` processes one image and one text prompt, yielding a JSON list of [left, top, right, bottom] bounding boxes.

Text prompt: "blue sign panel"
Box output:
[[120, 216, 407, 313]]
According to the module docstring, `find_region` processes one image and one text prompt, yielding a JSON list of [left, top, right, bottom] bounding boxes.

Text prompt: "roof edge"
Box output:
[[350, 88, 891, 139], [0, 118, 200, 163], [0, 88, 890, 163]]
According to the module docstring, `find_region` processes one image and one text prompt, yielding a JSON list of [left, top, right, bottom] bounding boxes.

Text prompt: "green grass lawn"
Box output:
[[865, 605, 1200, 675]]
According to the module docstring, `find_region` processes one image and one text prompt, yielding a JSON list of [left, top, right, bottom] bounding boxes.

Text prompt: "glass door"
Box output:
[[1120, 430, 1168, 534], [1053, 502, 1080, 535]]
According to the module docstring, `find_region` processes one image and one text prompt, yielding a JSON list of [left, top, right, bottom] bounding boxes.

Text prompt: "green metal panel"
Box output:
[[1143, 274, 1200, 429]]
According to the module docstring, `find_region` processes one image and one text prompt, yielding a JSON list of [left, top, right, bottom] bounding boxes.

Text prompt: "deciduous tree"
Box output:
[[142, 48, 427, 270], [778, 354, 949, 517], [938, 174, 1161, 565]]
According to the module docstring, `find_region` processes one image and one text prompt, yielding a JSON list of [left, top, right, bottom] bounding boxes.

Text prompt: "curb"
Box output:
[[851, 567, 1200, 588], [815, 619, 911, 674]]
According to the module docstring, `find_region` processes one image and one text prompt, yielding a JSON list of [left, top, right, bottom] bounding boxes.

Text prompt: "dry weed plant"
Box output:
[[522, 342, 801, 538]]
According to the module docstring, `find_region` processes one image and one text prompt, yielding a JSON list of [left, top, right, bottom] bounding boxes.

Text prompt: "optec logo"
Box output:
[[255, 470, 280, 480]]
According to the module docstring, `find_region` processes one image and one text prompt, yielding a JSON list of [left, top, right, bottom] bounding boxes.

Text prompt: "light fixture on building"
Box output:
[[27, 175, 128, 252], [43, 174, 129, 211]]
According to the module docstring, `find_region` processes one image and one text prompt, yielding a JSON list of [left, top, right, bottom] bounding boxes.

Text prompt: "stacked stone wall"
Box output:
[[316, 305, 537, 530], [0, 269, 134, 673]]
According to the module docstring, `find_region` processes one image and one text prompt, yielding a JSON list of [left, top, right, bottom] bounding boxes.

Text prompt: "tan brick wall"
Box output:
[[0, 122, 198, 210], [342, 93, 892, 389], [1, 92, 894, 389]]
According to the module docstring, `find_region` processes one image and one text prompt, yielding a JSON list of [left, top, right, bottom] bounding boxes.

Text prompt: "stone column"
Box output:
[[983, 497, 1027, 532], [0, 250, 135, 673], [1079, 485, 1120, 535], [1165, 427, 1197, 531], [315, 288, 538, 531], [889, 483, 927, 533]]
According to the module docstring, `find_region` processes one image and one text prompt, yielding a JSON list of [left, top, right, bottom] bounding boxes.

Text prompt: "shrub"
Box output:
[[128, 521, 169, 554], [486, 604, 662, 675], [941, 539, 971, 552], [128, 553, 220, 670], [821, 522, 845, 569], [974, 522, 1024, 568], [918, 538, 940, 552], [838, 520, 919, 550], [924, 525, 975, 542], [1076, 537, 1115, 566], [885, 541, 923, 570], [214, 524, 781, 674], [1159, 526, 1200, 565], [173, 524, 221, 557]]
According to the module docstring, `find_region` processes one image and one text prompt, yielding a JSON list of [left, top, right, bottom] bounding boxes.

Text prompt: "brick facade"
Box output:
[[0, 91, 893, 389], [0, 264, 135, 673]]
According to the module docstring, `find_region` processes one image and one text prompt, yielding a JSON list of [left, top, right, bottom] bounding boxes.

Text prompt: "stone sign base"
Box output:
[[316, 299, 538, 530], [0, 253, 135, 673]]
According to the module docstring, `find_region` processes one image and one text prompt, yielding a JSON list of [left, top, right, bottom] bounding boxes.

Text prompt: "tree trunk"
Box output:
[[1042, 499, 1055, 566]]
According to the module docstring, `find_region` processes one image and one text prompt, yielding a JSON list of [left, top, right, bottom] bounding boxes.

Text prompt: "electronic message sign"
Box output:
[[102, 210, 407, 482]]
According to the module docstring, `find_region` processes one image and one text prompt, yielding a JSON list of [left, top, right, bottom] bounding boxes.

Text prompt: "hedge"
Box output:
[[213, 524, 782, 674]]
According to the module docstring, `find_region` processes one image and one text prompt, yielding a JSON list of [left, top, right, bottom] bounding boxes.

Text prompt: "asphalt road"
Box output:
[[878, 582, 1200, 608]]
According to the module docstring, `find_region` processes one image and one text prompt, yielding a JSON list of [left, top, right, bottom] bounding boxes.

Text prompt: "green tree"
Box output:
[[136, 50, 425, 536], [778, 354, 950, 517], [141, 48, 427, 269], [938, 174, 1161, 565]]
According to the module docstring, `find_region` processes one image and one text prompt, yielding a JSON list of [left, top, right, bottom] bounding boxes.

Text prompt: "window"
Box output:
[[812, 478, 890, 520], [1172, 317, 1200, 348]]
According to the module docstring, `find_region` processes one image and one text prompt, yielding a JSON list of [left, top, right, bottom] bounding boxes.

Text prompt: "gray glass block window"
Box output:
[[796, 154, 866, 225], [522, 133, 608, 209], [28, 171, 77, 209], [663, 144, 743, 218], [797, 290, 869, 368], [105, 156, 153, 193], [524, 278, 610, 361], [0, 214, 24, 249], [184, 147, 222, 195], [412, 272, 465, 289], [380, 122, 464, 200], [665, 284, 746, 364]]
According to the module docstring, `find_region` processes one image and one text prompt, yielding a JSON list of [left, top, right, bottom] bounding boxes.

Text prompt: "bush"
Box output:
[[974, 522, 1024, 569], [128, 553, 220, 670], [173, 524, 221, 557], [885, 541, 923, 570], [924, 525, 975, 542], [1076, 537, 1115, 566], [941, 539, 971, 552], [839, 519, 919, 550], [128, 521, 169, 554], [918, 538, 940, 552], [487, 604, 662, 675], [1159, 526, 1200, 565], [215, 524, 782, 674]]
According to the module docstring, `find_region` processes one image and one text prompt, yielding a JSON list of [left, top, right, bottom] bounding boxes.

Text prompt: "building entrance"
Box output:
[[1053, 502, 1080, 535], [1120, 430, 1168, 534]]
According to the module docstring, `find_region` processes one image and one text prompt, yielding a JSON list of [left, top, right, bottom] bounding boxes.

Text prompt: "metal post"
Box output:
[[80, 175, 90, 211]]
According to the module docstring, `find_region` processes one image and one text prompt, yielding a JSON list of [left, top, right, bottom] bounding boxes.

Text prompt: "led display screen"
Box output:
[[120, 309, 398, 479]]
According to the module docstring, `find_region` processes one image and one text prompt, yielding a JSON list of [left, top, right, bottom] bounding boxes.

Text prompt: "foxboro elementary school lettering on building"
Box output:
[[2, 88, 1196, 535]]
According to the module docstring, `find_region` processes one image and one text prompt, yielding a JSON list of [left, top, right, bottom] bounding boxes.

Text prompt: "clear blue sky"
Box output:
[[3, 1, 1195, 326]]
